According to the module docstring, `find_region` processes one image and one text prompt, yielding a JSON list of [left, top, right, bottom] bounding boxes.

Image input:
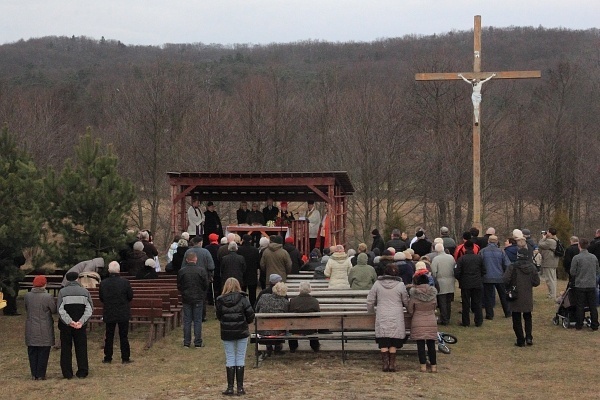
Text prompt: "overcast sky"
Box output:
[[1, 1, 598, 46]]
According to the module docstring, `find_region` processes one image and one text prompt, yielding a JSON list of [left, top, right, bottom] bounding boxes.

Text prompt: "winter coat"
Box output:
[[124, 250, 148, 277], [136, 266, 158, 280], [237, 243, 260, 286], [300, 258, 321, 272], [366, 276, 409, 339], [99, 274, 134, 323], [216, 291, 255, 341], [283, 243, 304, 274], [348, 258, 378, 290], [142, 240, 159, 259], [570, 250, 600, 288], [453, 242, 480, 261], [397, 261, 415, 286], [375, 255, 395, 276], [454, 252, 486, 289], [371, 235, 385, 254], [171, 246, 189, 274], [324, 252, 352, 289], [503, 260, 540, 313], [563, 244, 580, 276], [480, 243, 510, 283], [255, 293, 290, 336], [185, 246, 216, 272], [220, 251, 247, 287], [289, 293, 320, 313], [538, 237, 559, 269], [260, 243, 292, 282], [57, 281, 93, 327], [589, 237, 600, 262], [62, 257, 104, 286], [505, 244, 519, 263], [177, 263, 209, 304], [430, 253, 456, 295], [407, 284, 438, 340], [24, 288, 56, 347], [441, 236, 457, 256], [411, 239, 433, 257], [385, 238, 407, 253]]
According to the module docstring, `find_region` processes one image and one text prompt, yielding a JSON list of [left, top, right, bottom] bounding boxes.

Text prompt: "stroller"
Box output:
[[552, 283, 591, 329]]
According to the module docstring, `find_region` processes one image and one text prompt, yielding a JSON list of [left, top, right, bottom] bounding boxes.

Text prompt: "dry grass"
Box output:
[[1, 281, 599, 400]]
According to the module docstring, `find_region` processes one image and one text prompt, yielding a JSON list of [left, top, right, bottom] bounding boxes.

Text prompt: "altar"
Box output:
[[226, 225, 290, 238]]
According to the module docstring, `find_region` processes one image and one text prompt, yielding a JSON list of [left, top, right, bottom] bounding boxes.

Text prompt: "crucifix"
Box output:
[[415, 15, 541, 231]]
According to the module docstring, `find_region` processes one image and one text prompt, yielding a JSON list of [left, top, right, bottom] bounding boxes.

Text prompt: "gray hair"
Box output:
[[228, 241, 238, 251], [570, 236, 579, 244], [139, 231, 150, 240], [298, 281, 312, 295]]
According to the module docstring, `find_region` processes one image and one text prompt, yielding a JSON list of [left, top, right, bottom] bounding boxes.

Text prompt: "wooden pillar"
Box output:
[[472, 15, 482, 231]]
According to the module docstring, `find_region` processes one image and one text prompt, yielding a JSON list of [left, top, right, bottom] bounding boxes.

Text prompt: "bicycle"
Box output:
[[437, 331, 458, 354]]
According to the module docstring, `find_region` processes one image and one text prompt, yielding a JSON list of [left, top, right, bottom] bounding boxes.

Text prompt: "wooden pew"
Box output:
[[252, 311, 413, 367], [89, 298, 165, 349]]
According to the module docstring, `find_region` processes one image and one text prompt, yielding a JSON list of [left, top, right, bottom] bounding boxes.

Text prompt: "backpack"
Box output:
[[553, 239, 565, 258]]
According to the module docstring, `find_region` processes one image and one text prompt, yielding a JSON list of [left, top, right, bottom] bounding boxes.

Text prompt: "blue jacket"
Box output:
[[480, 243, 510, 283]]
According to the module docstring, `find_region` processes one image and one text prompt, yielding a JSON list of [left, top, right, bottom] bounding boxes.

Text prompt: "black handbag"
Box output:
[[506, 268, 518, 301]]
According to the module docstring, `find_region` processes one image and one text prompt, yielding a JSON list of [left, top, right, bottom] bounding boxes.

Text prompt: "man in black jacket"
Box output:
[[99, 261, 134, 364], [237, 235, 260, 307], [588, 229, 600, 263], [385, 229, 408, 253], [563, 236, 580, 279], [177, 253, 209, 348], [455, 241, 486, 327], [220, 242, 247, 290]]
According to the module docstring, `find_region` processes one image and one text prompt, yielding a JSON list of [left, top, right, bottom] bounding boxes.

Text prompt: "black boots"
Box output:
[[236, 366, 246, 395], [381, 352, 389, 372], [222, 367, 235, 396]]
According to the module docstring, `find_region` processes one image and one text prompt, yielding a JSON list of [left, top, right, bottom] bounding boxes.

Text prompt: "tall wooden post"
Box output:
[[415, 15, 541, 230], [472, 16, 482, 230]]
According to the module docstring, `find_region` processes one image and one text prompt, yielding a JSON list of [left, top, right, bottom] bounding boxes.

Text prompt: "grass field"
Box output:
[[1, 281, 598, 400]]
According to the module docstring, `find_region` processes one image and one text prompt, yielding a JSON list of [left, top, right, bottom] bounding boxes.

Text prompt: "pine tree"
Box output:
[[43, 129, 135, 267], [0, 124, 45, 251], [0, 125, 43, 292]]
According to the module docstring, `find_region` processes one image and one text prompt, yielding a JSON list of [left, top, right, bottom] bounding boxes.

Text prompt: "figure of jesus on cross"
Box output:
[[458, 73, 496, 126], [415, 15, 541, 230]]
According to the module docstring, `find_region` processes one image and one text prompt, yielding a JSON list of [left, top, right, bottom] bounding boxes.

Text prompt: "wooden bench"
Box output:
[[88, 298, 166, 349], [253, 311, 413, 367], [89, 286, 181, 331], [20, 275, 64, 296]]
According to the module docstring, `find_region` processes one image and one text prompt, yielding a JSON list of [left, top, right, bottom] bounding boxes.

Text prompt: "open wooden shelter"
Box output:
[[167, 171, 355, 255]]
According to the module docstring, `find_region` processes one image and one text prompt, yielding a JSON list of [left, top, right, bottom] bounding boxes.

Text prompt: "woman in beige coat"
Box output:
[[407, 271, 439, 373], [366, 264, 409, 372], [324, 245, 352, 289]]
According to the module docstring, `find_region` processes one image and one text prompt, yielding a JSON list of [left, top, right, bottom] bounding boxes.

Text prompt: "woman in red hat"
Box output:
[[24, 275, 57, 380]]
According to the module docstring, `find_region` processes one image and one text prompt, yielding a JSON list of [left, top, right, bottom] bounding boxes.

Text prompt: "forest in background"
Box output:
[[1, 26, 599, 250]]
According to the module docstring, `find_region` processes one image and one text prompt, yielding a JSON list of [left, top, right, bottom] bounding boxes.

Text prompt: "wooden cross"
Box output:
[[415, 15, 541, 231]]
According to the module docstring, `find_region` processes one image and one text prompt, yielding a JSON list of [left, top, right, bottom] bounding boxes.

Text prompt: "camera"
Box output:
[[541, 230, 546, 235]]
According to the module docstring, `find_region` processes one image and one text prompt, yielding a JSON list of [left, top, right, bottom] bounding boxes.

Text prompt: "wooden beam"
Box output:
[[415, 70, 542, 81]]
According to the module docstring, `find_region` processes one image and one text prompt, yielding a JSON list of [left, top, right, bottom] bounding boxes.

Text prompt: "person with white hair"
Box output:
[[288, 282, 321, 352], [218, 233, 237, 262], [325, 245, 352, 289], [139, 230, 158, 259], [430, 243, 456, 326], [123, 241, 148, 278], [99, 261, 134, 364], [136, 258, 158, 280]]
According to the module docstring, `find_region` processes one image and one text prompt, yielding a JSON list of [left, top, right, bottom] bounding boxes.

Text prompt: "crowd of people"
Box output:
[[12, 199, 600, 394]]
